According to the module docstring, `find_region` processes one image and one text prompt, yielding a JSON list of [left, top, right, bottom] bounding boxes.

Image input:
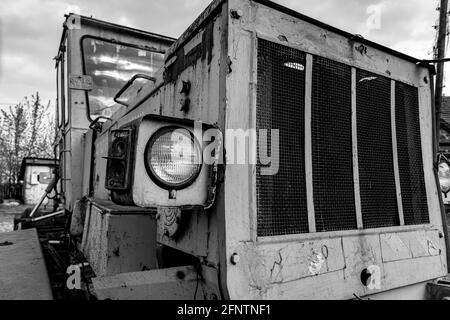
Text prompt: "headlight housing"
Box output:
[[144, 126, 202, 189]]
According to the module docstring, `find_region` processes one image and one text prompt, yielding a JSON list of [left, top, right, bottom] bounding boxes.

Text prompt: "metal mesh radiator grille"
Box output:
[[256, 39, 309, 236], [312, 56, 357, 232], [356, 70, 399, 228], [395, 82, 429, 225]]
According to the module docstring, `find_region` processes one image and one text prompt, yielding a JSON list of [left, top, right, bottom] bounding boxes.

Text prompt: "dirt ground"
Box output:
[[0, 201, 33, 233]]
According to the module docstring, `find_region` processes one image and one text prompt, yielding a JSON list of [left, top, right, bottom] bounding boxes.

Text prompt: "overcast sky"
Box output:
[[0, 0, 446, 111]]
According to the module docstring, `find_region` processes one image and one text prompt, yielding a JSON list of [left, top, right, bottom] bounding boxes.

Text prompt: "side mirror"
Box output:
[[438, 160, 450, 194]]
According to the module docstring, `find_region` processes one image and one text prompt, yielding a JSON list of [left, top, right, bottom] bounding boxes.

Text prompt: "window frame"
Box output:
[[80, 35, 166, 122]]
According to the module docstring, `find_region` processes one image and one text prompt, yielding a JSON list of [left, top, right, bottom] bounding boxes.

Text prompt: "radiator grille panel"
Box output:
[[356, 70, 399, 228], [256, 39, 309, 236], [395, 82, 429, 225], [312, 56, 357, 232]]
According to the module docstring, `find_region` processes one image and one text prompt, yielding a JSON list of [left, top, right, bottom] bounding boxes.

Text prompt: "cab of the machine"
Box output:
[[54, 13, 175, 212]]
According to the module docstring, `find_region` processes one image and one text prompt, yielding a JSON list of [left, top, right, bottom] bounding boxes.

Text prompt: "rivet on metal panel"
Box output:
[[355, 44, 367, 55], [180, 80, 191, 95], [179, 81, 191, 113], [230, 9, 243, 19], [227, 56, 233, 74], [230, 253, 240, 265], [278, 35, 288, 42]]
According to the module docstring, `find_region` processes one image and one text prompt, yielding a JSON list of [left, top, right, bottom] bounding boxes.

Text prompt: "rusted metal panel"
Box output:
[[222, 0, 444, 300], [92, 131, 109, 200], [250, 5, 423, 87], [93, 265, 220, 300], [81, 200, 157, 276], [61, 0, 446, 300], [81, 130, 94, 197], [84, 4, 228, 267], [158, 210, 210, 258], [165, 0, 224, 60], [235, 239, 345, 292], [380, 230, 441, 262], [22, 165, 53, 206], [227, 230, 445, 299], [70, 199, 87, 237]]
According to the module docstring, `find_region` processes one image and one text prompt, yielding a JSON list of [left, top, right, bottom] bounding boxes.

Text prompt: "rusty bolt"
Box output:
[[230, 253, 240, 265], [180, 80, 191, 95], [230, 9, 243, 19]]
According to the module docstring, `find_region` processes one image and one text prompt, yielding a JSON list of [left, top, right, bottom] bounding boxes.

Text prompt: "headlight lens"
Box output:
[[439, 160, 450, 194], [144, 127, 202, 189]]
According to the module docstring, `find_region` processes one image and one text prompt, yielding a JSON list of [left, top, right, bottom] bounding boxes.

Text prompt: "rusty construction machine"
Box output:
[[7, 0, 450, 300]]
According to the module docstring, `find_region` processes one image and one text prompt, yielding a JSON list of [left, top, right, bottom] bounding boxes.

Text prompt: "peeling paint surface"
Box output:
[[308, 253, 325, 275]]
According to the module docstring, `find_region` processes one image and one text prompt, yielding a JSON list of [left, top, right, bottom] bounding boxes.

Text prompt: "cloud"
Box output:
[[0, 0, 446, 110]]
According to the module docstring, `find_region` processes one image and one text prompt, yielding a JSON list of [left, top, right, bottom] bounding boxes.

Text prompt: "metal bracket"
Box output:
[[113, 74, 156, 107], [69, 74, 93, 91], [89, 116, 111, 132], [156, 207, 183, 238]]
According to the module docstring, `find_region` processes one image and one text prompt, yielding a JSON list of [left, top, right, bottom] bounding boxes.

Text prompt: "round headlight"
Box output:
[[144, 126, 202, 189]]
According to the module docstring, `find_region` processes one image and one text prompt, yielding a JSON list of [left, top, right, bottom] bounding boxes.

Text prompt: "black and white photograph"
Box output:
[[0, 0, 450, 306]]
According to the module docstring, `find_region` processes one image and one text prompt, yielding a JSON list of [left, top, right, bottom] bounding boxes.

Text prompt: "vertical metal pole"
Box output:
[[435, 0, 448, 150]]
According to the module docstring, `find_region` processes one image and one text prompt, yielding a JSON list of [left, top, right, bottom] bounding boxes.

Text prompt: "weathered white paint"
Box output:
[[22, 165, 53, 207], [59, 14, 174, 211], [81, 200, 157, 276], [132, 119, 210, 207], [223, 0, 446, 300], [61, 0, 446, 300], [93, 265, 220, 300], [93, 7, 228, 264]]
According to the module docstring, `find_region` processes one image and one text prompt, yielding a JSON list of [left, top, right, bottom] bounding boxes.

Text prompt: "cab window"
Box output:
[[81, 37, 164, 120]]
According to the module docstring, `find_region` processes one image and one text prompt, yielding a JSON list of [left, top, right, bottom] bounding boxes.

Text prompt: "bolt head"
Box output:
[[230, 253, 240, 265]]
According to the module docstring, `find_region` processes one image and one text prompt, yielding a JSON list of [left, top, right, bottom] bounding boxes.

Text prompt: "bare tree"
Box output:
[[0, 92, 55, 183]]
